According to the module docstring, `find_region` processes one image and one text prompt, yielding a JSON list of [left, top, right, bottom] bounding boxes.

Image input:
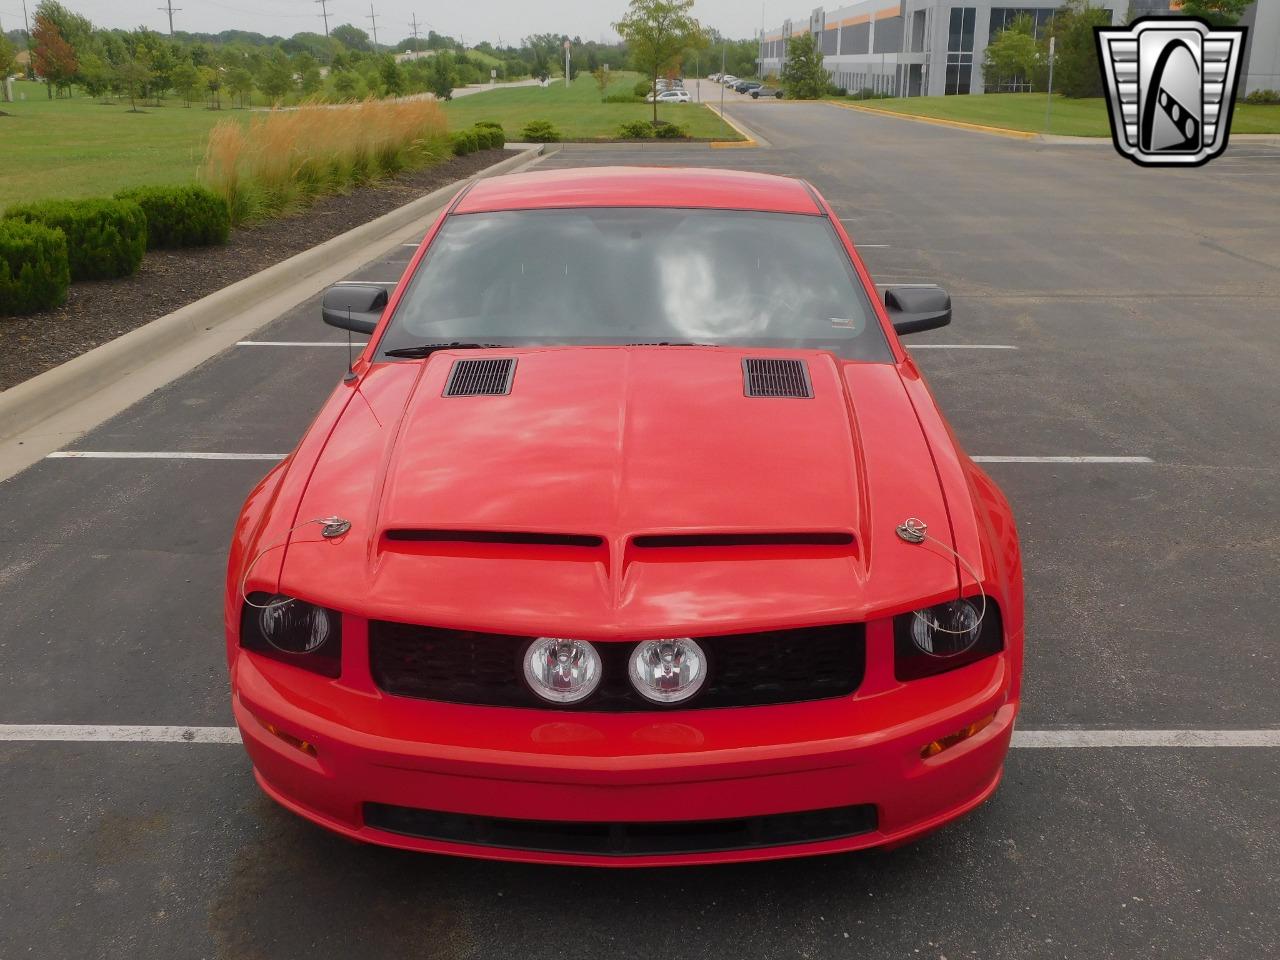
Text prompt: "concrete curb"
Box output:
[[707, 103, 768, 148], [826, 100, 1039, 140], [0, 145, 544, 481]]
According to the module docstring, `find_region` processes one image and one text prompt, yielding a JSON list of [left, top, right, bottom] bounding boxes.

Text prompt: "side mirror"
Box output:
[[321, 283, 388, 335], [883, 285, 951, 336]]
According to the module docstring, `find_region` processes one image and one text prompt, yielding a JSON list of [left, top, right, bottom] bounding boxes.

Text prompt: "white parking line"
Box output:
[[3, 725, 1278, 748], [46, 451, 285, 461], [908, 344, 1017, 350], [972, 456, 1153, 464], [237, 341, 368, 347]]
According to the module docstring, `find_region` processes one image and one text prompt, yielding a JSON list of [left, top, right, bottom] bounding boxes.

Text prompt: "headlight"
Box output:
[[894, 596, 1002, 681], [240, 593, 342, 677], [628, 638, 707, 704], [523, 638, 602, 704]]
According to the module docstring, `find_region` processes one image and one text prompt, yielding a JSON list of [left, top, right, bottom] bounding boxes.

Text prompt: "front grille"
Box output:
[[364, 802, 878, 856], [369, 622, 865, 711], [443, 357, 516, 396], [743, 358, 813, 398]]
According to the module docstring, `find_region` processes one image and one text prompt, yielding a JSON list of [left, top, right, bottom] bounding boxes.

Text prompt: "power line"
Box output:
[[314, 0, 329, 37], [365, 2, 378, 50], [156, 0, 181, 36]]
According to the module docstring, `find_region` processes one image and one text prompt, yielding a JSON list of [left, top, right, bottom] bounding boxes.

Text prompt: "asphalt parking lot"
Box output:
[[2, 103, 1278, 959]]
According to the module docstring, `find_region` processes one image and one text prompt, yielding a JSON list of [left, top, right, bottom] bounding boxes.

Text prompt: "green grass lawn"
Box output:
[[0, 80, 252, 208], [444, 72, 741, 141], [837, 91, 1280, 137]]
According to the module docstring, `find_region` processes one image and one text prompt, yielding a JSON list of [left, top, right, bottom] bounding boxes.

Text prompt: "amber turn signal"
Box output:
[[920, 713, 996, 759], [264, 722, 318, 757]]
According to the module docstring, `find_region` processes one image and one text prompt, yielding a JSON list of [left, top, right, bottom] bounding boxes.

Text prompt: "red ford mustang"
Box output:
[[226, 166, 1023, 866]]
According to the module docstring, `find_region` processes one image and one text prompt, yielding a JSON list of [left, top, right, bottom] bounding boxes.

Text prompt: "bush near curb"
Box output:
[[1244, 89, 1280, 105], [0, 219, 71, 316], [3, 198, 146, 282], [633, 80, 652, 98], [520, 119, 563, 143], [115, 185, 231, 249], [617, 120, 654, 139], [653, 123, 690, 139], [451, 129, 480, 155]]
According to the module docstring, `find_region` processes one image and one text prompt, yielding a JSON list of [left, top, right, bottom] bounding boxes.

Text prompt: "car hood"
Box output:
[[279, 347, 960, 636]]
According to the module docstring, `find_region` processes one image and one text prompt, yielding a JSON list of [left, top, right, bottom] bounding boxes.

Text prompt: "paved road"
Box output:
[[2, 104, 1278, 959]]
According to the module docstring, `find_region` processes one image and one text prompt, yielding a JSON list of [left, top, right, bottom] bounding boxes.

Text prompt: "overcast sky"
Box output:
[[0, 0, 777, 46]]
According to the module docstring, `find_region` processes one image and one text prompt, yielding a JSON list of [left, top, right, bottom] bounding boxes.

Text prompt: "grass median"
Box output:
[[833, 92, 1280, 138], [443, 72, 741, 141]]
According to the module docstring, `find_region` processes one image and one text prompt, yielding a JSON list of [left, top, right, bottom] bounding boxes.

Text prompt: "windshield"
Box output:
[[378, 207, 891, 362]]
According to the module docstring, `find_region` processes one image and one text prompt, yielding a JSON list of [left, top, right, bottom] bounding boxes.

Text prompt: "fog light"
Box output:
[[524, 638, 602, 704], [920, 713, 996, 759], [629, 638, 707, 704]]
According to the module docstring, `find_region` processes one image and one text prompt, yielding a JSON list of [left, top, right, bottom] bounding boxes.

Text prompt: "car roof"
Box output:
[[454, 166, 822, 215]]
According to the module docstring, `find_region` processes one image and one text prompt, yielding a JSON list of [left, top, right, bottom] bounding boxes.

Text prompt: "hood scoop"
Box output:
[[743, 358, 813, 398], [443, 357, 517, 397], [385, 529, 602, 547]]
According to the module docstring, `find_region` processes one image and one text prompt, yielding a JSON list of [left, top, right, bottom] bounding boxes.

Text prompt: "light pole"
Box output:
[[720, 43, 725, 117], [1044, 35, 1056, 133]]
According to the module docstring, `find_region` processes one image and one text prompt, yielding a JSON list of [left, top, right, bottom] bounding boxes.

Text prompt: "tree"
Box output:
[[0, 35, 17, 90], [296, 51, 322, 95], [982, 14, 1043, 92], [592, 64, 610, 102], [172, 60, 200, 107], [427, 51, 454, 100], [199, 64, 222, 108], [1179, 0, 1251, 26], [332, 23, 369, 52], [614, 0, 704, 123], [781, 31, 827, 99], [115, 58, 152, 111], [78, 52, 114, 100], [1045, 0, 1111, 98], [257, 47, 294, 102], [226, 65, 254, 108], [332, 69, 358, 100], [379, 55, 404, 96], [31, 14, 78, 98]]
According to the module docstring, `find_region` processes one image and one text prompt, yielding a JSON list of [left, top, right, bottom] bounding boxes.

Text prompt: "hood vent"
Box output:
[[743, 358, 813, 398], [633, 532, 853, 548], [386, 529, 602, 547], [443, 358, 516, 397]]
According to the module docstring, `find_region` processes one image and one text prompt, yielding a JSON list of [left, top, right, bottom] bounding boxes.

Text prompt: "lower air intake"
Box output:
[[443, 358, 516, 396], [363, 802, 878, 856], [743, 358, 813, 398]]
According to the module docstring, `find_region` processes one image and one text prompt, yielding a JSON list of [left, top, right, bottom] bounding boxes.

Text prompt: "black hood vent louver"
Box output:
[[443, 358, 516, 397], [743, 358, 813, 398]]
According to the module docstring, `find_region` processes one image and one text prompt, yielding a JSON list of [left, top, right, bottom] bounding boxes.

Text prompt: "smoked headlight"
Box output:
[[628, 638, 707, 704], [523, 638, 602, 704], [240, 593, 342, 677], [894, 596, 1002, 681]]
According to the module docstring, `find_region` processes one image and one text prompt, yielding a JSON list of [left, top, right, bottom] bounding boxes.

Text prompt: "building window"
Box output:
[[946, 7, 976, 95]]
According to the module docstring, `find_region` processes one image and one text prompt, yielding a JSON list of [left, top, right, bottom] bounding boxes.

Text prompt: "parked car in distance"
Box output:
[[708, 72, 722, 82], [751, 86, 784, 99], [721, 75, 738, 86], [734, 80, 763, 94], [647, 89, 692, 104]]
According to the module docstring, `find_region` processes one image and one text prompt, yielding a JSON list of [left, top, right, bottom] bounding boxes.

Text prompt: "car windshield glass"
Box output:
[[378, 208, 892, 362]]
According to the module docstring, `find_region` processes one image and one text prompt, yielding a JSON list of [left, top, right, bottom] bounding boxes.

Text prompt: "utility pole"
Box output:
[[314, 0, 330, 37], [21, 0, 33, 79], [156, 0, 181, 36], [409, 13, 421, 54], [564, 38, 570, 88], [366, 3, 379, 50]]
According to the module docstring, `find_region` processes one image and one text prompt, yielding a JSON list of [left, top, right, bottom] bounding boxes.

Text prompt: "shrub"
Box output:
[[3, 198, 146, 281], [474, 119, 504, 131], [451, 129, 479, 154], [473, 125, 504, 149], [115, 185, 230, 249], [617, 119, 654, 139], [653, 123, 689, 139], [604, 93, 642, 103], [1244, 89, 1280, 105], [633, 80, 652, 98], [520, 119, 563, 142], [0, 219, 71, 316]]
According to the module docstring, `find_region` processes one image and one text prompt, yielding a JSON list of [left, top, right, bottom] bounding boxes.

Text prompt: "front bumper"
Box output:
[[231, 637, 1019, 867]]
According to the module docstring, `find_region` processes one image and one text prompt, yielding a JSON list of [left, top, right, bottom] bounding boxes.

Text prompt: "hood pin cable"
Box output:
[[896, 517, 988, 636], [239, 516, 351, 611]]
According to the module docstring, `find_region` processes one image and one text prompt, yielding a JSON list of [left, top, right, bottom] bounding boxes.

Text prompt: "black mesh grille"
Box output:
[[443, 358, 516, 396], [743, 358, 812, 398], [369, 622, 865, 710], [364, 802, 878, 856]]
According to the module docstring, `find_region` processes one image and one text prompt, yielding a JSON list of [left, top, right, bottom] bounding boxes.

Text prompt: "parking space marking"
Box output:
[[908, 344, 1017, 350], [237, 341, 368, 347], [972, 456, 1153, 464], [4, 725, 1278, 747], [46, 451, 285, 461]]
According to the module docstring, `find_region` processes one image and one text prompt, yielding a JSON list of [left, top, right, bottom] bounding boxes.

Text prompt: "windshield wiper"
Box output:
[[383, 342, 506, 358], [623, 341, 718, 347]]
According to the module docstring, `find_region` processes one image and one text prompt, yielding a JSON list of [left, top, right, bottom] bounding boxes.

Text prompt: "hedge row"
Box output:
[[520, 119, 563, 143], [0, 185, 231, 317], [451, 122, 507, 156]]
